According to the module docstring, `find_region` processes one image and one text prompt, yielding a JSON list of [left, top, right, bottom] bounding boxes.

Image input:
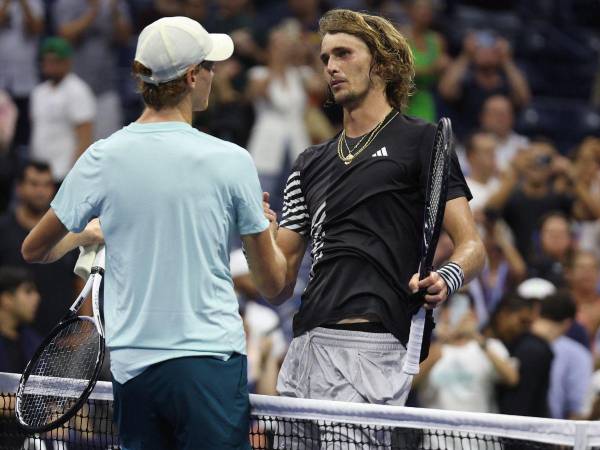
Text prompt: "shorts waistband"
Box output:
[[321, 322, 388, 333], [302, 327, 406, 351]]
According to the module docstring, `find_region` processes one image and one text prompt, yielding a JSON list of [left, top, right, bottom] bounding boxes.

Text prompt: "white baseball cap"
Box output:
[[517, 278, 557, 300], [134, 16, 234, 85]]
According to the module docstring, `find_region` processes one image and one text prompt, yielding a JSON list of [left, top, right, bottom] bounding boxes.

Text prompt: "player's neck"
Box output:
[[343, 93, 394, 138], [137, 101, 192, 125]]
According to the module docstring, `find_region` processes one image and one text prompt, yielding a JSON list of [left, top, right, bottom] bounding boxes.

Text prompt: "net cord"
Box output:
[[2, 372, 600, 448]]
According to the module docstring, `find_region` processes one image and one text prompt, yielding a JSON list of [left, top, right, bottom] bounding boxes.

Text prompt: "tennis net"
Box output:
[[2, 371, 600, 449]]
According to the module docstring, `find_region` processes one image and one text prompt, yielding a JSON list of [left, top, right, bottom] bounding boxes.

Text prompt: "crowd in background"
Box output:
[[0, 0, 600, 423]]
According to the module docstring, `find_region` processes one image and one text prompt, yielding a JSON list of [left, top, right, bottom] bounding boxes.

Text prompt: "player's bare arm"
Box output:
[[22, 209, 68, 263], [22, 211, 103, 264], [262, 228, 307, 305], [409, 197, 486, 307], [242, 225, 288, 300]]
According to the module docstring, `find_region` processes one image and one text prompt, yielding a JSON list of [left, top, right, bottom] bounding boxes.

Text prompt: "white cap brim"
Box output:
[[205, 33, 234, 61], [517, 278, 556, 300]]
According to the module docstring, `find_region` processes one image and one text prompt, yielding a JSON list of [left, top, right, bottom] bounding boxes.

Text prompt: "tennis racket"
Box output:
[[16, 246, 106, 433], [403, 118, 452, 376]]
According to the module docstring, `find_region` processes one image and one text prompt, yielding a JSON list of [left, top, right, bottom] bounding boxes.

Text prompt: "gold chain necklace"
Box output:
[[337, 111, 399, 165]]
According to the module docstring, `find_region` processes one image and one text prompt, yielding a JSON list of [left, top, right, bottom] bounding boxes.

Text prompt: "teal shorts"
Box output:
[[112, 354, 250, 450]]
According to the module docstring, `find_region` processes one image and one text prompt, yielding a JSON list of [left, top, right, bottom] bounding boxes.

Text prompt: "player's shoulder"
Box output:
[[295, 134, 339, 171], [396, 114, 436, 139], [193, 130, 256, 167]]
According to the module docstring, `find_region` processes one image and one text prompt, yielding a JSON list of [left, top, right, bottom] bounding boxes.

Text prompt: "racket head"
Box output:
[[419, 117, 453, 280], [16, 316, 105, 433]]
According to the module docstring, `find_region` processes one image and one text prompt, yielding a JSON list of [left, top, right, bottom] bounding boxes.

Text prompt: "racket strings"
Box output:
[[424, 133, 447, 238], [19, 319, 101, 428]]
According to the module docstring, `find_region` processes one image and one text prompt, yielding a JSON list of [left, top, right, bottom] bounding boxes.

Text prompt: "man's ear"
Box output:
[[186, 67, 197, 87]]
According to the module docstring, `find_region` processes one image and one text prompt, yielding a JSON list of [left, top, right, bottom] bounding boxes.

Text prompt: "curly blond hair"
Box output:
[[319, 9, 415, 112]]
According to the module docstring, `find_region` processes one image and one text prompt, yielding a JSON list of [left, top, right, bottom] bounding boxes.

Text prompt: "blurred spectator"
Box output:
[[546, 292, 593, 420], [198, 58, 253, 146], [258, 0, 323, 34], [415, 294, 518, 413], [30, 37, 96, 183], [485, 141, 598, 262], [211, 0, 265, 68], [212, 0, 253, 33], [573, 137, 600, 257], [245, 21, 324, 211], [403, 0, 450, 123], [464, 130, 499, 221], [516, 278, 594, 419], [438, 31, 531, 137], [527, 212, 573, 288], [155, 0, 208, 23], [0, 161, 80, 335], [494, 292, 553, 418], [0, 266, 41, 373], [0, 90, 16, 153], [53, 0, 131, 140], [484, 293, 536, 347], [566, 250, 600, 350], [472, 220, 525, 321], [230, 249, 287, 395], [0, 0, 44, 151], [479, 94, 528, 172], [0, 90, 17, 213]]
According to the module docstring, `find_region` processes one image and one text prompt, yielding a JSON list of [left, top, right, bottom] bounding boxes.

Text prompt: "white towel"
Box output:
[[74, 244, 101, 281]]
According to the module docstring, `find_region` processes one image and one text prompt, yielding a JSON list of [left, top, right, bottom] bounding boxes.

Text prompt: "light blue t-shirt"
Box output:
[[51, 122, 269, 383]]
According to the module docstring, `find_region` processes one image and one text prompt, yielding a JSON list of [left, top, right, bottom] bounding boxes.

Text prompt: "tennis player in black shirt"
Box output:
[[264, 9, 486, 406]]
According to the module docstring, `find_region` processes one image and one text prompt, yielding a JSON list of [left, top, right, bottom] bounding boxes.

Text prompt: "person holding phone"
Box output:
[[438, 30, 531, 138], [414, 294, 518, 412]]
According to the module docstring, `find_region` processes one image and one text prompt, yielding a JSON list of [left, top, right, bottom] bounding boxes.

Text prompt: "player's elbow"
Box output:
[[21, 238, 47, 264], [264, 284, 295, 306], [260, 265, 289, 304], [258, 280, 285, 304], [473, 238, 487, 273]]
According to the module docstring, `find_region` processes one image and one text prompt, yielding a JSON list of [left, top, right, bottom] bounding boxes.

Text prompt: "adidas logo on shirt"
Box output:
[[372, 147, 388, 157]]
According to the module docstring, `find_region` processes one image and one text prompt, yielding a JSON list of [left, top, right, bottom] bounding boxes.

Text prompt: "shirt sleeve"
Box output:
[[447, 144, 473, 202], [50, 144, 104, 232], [280, 156, 310, 236], [230, 149, 269, 236]]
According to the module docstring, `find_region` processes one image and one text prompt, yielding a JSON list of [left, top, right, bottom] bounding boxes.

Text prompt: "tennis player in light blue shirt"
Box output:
[[22, 16, 286, 450], [51, 121, 267, 384]]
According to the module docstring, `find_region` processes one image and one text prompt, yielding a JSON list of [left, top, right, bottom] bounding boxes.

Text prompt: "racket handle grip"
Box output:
[[403, 308, 426, 375], [92, 246, 106, 273]]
